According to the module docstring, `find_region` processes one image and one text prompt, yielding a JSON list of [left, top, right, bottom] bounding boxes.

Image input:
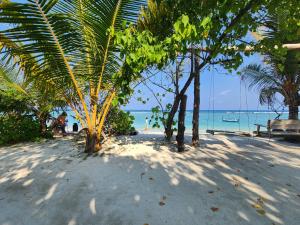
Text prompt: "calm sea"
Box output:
[[129, 110, 292, 133], [62, 110, 293, 133]]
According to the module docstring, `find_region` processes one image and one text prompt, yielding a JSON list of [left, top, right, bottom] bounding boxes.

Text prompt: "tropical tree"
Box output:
[[0, 0, 145, 153], [0, 60, 66, 135], [242, 4, 300, 120], [136, 0, 300, 145], [136, 0, 265, 143], [242, 51, 300, 119]]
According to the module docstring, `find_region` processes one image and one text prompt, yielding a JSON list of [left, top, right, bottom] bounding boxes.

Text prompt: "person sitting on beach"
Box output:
[[52, 112, 68, 134]]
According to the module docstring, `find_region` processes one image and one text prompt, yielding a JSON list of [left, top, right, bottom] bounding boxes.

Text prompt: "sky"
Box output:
[[124, 53, 278, 111], [1, 0, 285, 112]]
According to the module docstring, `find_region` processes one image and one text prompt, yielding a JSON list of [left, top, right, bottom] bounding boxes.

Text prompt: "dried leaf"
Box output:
[[211, 207, 219, 212], [159, 201, 165, 206], [257, 197, 264, 205], [252, 203, 263, 209], [256, 209, 266, 215]]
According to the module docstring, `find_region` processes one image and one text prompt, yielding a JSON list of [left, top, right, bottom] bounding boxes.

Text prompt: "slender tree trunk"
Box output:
[[192, 54, 200, 146], [165, 95, 181, 140], [288, 105, 299, 119], [85, 130, 100, 155], [39, 117, 47, 136], [176, 95, 187, 152], [165, 53, 207, 141]]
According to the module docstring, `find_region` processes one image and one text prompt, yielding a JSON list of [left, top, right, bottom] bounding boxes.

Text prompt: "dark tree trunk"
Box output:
[[165, 52, 207, 141], [165, 95, 181, 141], [85, 130, 100, 155], [38, 114, 48, 137], [192, 54, 200, 146], [288, 105, 299, 120], [176, 95, 187, 152]]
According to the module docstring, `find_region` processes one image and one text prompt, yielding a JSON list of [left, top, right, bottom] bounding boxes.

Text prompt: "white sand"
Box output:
[[0, 133, 300, 225]]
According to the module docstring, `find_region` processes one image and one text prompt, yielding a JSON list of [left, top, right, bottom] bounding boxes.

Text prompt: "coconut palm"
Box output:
[[243, 5, 300, 120], [0, 0, 145, 153], [0, 58, 66, 135], [242, 50, 300, 119]]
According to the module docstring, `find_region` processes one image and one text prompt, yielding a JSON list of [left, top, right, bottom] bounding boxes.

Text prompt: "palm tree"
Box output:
[[242, 51, 300, 119], [0, 59, 66, 136], [243, 7, 300, 120], [0, 0, 145, 153]]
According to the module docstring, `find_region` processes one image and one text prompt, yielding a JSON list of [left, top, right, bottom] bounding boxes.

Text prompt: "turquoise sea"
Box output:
[[62, 110, 292, 133], [129, 110, 291, 133]]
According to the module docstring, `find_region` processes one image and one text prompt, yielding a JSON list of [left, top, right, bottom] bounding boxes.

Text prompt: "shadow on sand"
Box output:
[[0, 134, 299, 225]]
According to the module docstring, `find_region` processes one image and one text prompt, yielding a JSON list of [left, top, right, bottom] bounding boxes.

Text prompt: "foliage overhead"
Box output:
[[0, 0, 146, 152]]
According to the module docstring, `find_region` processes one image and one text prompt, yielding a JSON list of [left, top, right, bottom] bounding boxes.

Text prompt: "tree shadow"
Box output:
[[0, 134, 299, 225]]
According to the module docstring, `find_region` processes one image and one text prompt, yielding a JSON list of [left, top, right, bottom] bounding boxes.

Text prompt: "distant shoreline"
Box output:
[[124, 109, 290, 113]]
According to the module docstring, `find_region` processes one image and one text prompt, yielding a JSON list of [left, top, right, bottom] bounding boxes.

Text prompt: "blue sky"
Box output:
[[125, 53, 274, 111]]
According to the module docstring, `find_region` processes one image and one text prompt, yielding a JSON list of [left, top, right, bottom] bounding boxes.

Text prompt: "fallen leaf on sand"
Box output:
[[256, 209, 266, 215], [159, 196, 167, 206], [233, 177, 241, 187], [252, 203, 263, 209], [251, 197, 266, 216], [159, 201, 165, 206], [211, 207, 219, 212]]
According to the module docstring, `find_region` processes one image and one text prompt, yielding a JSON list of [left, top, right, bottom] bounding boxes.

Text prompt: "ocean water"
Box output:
[[127, 110, 292, 133], [61, 110, 292, 133]]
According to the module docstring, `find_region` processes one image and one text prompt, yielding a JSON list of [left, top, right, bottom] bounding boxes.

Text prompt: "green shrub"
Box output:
[[0, 115, 41, 145], [106, 108, 136, 135]]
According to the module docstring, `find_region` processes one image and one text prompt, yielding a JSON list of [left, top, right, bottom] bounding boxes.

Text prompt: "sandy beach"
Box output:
[[0, 133, 299, 225]]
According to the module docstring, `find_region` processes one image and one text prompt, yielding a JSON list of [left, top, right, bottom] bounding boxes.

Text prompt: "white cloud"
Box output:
[[219, 89, 232, 96]]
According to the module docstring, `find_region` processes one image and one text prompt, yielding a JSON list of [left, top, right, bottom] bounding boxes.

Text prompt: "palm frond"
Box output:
[[259, 87, 282, 105], [0, 62, 27, 94], [241, 64, 282, 90]]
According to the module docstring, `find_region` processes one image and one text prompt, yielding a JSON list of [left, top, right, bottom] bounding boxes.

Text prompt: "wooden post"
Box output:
[[176, 95, 187, 152]]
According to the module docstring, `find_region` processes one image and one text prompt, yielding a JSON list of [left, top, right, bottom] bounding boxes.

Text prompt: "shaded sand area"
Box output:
[[0, 133, 300, 225]]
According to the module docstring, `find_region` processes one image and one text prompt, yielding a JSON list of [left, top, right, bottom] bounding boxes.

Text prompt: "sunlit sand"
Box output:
[[0, 133, 299, 225]]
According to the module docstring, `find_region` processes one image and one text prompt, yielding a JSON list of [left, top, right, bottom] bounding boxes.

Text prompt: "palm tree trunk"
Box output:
[[192, 54, 200, 146], [85, 130, 100, 155], [288, 105, 299, 120]]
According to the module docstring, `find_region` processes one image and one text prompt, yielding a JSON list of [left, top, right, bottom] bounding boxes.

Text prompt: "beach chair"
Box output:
[[255, 119, 300, 138]]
